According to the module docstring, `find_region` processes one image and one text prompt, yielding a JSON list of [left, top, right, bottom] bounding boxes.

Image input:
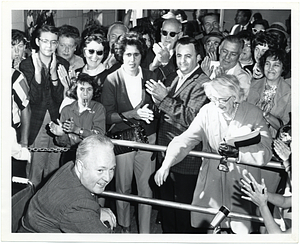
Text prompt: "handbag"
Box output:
[[106, 114, 149, 155]]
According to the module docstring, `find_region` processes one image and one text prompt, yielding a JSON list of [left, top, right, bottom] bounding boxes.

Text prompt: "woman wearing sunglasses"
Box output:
[[75, 26, 110, 102], [155, 74, 273, 234], [251, 19, 269, 36], [101, 32, 158, 234]]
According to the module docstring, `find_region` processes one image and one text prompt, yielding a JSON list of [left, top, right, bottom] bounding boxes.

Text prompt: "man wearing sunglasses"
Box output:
[[148, 18, 183, 82]]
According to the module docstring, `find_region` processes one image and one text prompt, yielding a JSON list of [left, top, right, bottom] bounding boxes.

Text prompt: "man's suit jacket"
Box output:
[[22, 162, 110, 233], [157, 67, 210, 175], [19, 56, 69, 145]]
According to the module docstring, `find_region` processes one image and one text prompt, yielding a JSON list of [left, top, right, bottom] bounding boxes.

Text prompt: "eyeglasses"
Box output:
[[39, 38, 58, 46], [86, 49, 104, 56], [252, 28, 265, 35], [209, 96, 232, 104], [161, 30, 180, 38]]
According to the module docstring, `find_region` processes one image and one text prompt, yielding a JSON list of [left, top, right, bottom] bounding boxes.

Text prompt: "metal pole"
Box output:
[[110, 139, 284, 170], [100, 191, 267, 224]]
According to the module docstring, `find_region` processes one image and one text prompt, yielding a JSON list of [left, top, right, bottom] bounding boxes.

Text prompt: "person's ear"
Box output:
[[35, 38, 40, 48], [76, 159, 84, 174], [196, 54, 201, 63]]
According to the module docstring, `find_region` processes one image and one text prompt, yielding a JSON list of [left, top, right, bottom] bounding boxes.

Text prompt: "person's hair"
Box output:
[[252, 12, 263, 21], [115, 31, 147, 62], [58, 24, 81, 46], [67, 73, 100, 100], [203, 74, 244, 103], [252, 19, 269, 30], [219, 35, 244, 53], [12, 29, 27, 46], [238, 9, 252, 22], [236, 30, 253, 42], [252, 31, 279, 50], [259, 48, 289, 77], [175, 36, 201, 56], [36, 24, 59, 38], [107, 22, 129, 40], [174, 9, 187, 21], [81, 31, 109, 63], [200, 12, 220, 25], [76, 134, 114, 166], [162, 18, 182, 32], [130, 25, 155, 48]]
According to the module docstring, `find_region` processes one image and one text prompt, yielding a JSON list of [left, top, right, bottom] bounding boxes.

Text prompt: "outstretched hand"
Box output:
[[154, 164, 170, 187], [240, 170, 268, 207]]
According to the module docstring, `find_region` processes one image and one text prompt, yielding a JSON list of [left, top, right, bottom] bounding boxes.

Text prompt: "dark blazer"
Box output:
[[101, 67, 158, 136], [19, 56, 69, 145], [21, 162, 110, 233], [157, 67, 210, 175]]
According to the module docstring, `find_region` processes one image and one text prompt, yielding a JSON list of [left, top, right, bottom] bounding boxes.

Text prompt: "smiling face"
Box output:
[[219, 40, 242, 71], [122, 44, 142, 75], [239, 39, 252, 62], [254, 44, 269, 63], [264, 56, 284, 82], [176, 43, 200, 75], [36, 31, 58, 58], [57, 36, 76, 62], [209, 86, 235, 115], [83, 41, 104, 70], [78, 144, 116, 194], [76, 82, 93, 106]]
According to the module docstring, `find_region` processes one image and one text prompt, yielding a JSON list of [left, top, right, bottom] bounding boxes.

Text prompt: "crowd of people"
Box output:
[[11, 9, 292, 234]]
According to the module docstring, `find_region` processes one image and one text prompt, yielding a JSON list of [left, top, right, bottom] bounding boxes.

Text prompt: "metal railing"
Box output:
[[111, 139, 285, 170]]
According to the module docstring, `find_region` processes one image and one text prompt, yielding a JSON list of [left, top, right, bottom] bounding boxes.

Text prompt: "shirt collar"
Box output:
[[176, 64, 200, 80]]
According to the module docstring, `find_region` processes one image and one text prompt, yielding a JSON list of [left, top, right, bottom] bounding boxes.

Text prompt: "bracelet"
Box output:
[[119, 113, 128, 122], [51, 78, 59, 82]]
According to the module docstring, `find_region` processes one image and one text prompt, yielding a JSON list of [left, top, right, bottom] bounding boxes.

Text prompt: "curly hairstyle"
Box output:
[[67, 73, 101, 101], [259, 48, 289, 77], [203, 74, 245, 103], [115, 31, 147, 63]]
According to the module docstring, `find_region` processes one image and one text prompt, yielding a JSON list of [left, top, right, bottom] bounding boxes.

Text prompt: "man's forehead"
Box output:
[[206, 37, 221, 44], [204, 15, 218, 23], [162, 22, 180, 31]]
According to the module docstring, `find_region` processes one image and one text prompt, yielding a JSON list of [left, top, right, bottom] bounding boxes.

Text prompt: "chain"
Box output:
[[28, 147, 70, 153]]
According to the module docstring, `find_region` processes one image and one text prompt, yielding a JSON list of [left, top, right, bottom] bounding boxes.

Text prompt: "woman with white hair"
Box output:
[[155, 74, 273, 234]]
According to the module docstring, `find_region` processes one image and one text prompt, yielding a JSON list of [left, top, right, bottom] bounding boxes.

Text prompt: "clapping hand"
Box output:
[[136, 104, 154, 124], [32, 49, 43, 84], [49, 119, 64, 136], [58, 64, 71, 88], [145, 79, 168, 103], [201, 56, 214, 77]]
